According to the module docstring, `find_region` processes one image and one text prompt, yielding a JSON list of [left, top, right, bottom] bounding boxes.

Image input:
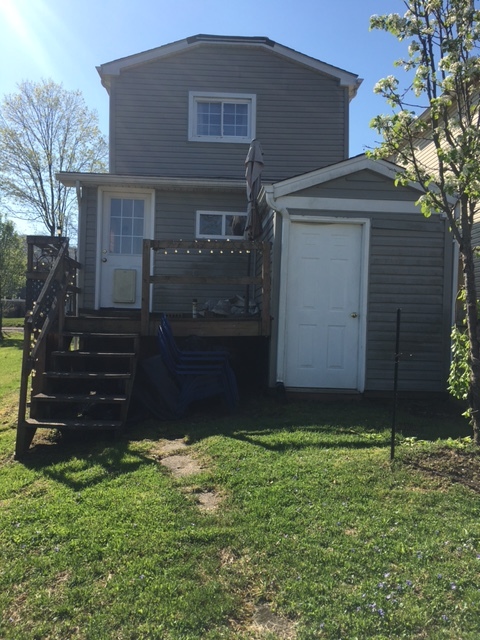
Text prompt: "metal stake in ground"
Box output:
[[391, 308, 401, 461]]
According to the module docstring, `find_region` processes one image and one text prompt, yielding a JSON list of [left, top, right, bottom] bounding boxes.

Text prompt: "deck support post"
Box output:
[[15, 423, 37, 460], [261, 241, 271, 335], [141, 239, 151, 336]]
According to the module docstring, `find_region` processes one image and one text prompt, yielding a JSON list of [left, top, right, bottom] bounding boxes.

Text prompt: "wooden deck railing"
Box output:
[[16, 237, 81, 458], [141, 239, 271, 336]]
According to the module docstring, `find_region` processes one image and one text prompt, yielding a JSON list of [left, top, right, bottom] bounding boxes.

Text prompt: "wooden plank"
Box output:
[[44, 372, 131, 379], [150, 275, 263, 285], [261, 241, 271, 335], [166, 318, 264, 337], [52, 351, 135, 358], [64, 316, 140, 333], [141, 238, 151, 336], [150, 239, 265, 251], [33, 393, 127, 403], [26, 418, 122, 429]]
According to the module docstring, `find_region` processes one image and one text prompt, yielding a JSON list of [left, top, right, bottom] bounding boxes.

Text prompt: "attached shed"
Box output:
[[264, 155, 457, 394]]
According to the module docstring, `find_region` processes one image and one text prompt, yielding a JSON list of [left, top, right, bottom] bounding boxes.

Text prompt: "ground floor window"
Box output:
[[196, 211, 247, 239]]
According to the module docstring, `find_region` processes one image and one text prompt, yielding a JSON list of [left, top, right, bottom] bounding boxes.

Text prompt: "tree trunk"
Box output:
[[0, 282, 3, 340], [460, 203, 480, 445]]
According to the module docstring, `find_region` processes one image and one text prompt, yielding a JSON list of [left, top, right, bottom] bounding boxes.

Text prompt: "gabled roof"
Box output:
[[97, 34, 362, 100], [262, 154, 457, 212], [267, 155, 407, 199]]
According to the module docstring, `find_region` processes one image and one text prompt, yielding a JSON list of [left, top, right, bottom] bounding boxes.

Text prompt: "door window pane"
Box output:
[[109, 198, 145, 254]]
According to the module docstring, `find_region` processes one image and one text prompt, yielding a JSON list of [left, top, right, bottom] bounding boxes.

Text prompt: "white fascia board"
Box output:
[[271, 155, 455, 205], [56, 172, 245, 192], [96, 35, 362, 98], [284, 197, 423, 215], [272, 156, 400, 198], [97, 37, 193, 77], [270, 42, 362, 99]]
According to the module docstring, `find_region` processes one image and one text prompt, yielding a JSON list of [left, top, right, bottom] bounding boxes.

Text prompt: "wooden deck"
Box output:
[[16, 236, 271, 457], [141, 239, 271, 337], [73, 312, 267, 338]]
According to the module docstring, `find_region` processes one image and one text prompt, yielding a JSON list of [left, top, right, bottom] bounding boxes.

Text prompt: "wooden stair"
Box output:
[[27, 328, 139, 435]]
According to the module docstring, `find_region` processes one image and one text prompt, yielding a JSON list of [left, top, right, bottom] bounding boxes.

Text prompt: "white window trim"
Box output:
[[188, 91, 256, 143], [196, 210, 247, 239]]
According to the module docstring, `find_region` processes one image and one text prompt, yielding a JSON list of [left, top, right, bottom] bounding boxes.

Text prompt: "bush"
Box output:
[[1, 299, 26, 318]]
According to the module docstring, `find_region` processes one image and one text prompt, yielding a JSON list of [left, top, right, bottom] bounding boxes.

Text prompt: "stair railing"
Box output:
[[16, 237, 81, 458]]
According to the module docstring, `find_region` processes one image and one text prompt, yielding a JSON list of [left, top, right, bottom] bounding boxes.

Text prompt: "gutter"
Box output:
[[56, 172, 246, 193]]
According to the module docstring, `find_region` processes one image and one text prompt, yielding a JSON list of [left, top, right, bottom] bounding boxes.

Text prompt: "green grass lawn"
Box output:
[[1, 334, 479, 639], [2, 317, 24, 328]]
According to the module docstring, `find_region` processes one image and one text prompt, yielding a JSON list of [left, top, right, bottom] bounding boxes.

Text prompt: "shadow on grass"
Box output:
[[19, 431, 158, 492], [16, 393, 471, 489], [0, 333, 24, 350]]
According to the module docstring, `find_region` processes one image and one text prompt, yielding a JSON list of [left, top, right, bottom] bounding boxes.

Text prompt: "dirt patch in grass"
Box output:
[[146, 438, 188, 459], [232, 603, 297, 639], [252, 604, 297, 639], [405, 449, 480, 493], [194, 489, 223, 511], [148, 438, 225, 510], [160, 454, 204, 477]]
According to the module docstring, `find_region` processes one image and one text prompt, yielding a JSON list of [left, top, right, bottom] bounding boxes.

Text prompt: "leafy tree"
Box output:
[[369, 0, 480, 445], [0, 214, 26, 337], [0, 79, 108, 238]]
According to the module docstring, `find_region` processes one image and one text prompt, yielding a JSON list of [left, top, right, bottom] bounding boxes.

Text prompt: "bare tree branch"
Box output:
[[0, 79, 108, 238]]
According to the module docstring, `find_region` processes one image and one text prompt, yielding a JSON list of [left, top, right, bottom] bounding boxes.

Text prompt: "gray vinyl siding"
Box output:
[[80, 184, 265, 314], [472, 218, 480, 294], [152, 189, 252, 313], [110, 44, 348, 181], [81, 186, 99, 310], [284, 170, 454, 393], [292, 170, 421, 201], [367, 215, 452, 392]]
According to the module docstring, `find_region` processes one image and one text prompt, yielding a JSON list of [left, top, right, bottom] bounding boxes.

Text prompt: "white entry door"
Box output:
[[283, 222, 364, 389], [99, 191, 153, 309]]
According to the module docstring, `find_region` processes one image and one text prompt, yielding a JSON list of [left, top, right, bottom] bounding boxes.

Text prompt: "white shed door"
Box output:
[[284, 222, 363, 389]]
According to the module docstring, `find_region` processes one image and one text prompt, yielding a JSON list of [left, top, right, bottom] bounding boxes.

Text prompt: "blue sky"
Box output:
[[0, 0, 409, 157]]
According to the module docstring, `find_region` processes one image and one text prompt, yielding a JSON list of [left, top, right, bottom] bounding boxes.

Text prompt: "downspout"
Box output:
[[263, 185, 290, 387], [264, 186, 288, 222], [75, 180, 82, 215], [75, 180, 84, 308], [75, 179, 82, 257]]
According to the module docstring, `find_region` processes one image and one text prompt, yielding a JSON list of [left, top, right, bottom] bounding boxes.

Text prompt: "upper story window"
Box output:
[[189, 92, 256, 143], [196, 211, 247, 239]]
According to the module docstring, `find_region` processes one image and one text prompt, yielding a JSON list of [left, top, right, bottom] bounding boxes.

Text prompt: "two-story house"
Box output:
[[16, 34, 458, 456]]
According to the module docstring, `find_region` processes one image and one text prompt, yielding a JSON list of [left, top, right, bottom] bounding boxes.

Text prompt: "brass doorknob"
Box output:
[[350, 312, 358, 318]]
